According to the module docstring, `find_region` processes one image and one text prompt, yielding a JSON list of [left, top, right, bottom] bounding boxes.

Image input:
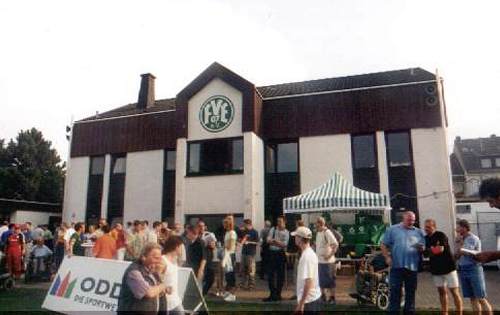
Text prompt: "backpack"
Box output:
[[330, 229, 344, 245]]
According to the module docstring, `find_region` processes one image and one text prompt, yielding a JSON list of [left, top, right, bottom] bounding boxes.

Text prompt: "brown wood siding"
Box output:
[[261, 83, 442, 140], [71, 111, 177, 157], [71, 82, 441, 157], [252, 91, 264, 137]]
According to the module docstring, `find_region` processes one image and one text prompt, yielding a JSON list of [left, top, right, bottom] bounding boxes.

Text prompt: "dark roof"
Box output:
[[0, 198, 61, 213], [452, 135, 500, 173], [450, 153, 465, 176], [256, 67, 436, 98], [79, 67, 436, 122], [81, 98, 176, 121]]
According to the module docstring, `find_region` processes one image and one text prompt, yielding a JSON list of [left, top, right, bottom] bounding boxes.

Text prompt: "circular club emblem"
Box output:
[[199, 95, 234, 132]]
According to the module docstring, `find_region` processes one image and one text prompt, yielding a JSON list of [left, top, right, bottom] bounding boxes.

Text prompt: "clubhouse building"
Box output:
[[63, 62, 456, 236]]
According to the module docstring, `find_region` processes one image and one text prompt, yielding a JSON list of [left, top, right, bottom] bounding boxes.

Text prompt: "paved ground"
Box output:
[[206, 268, 500, 311], [19, 267, 500, 311]]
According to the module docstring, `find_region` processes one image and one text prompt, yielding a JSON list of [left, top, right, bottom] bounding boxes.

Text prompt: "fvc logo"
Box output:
[[199, 95, 234, 132], [49, 271, 77, 299]]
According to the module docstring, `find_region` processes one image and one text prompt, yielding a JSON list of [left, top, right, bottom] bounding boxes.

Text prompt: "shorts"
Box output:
[[459, 265, 487, 299], [432, 270, 459, 288], [318, 263, 336, 289]]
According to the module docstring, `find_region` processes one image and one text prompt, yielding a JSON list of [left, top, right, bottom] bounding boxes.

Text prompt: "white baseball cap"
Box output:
[[291, 226, 313, 239]]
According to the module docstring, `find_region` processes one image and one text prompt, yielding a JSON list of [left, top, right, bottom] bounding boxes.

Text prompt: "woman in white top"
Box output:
[[222, 216, 237, 301], [162, 236, 185, 315]]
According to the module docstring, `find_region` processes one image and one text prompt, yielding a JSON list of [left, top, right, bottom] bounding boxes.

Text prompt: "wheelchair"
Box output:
[[354, 254, 390, 310], [24, 254, 53, 283], [0, 250, 15, 290]]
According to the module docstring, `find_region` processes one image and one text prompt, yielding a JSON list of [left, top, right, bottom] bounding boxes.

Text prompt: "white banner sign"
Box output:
[[42, 256, 206, 314]]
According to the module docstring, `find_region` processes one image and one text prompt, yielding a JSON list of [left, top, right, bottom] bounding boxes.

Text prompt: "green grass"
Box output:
[[206, 300, 380, 313], [0, 287, 449, 314], [0, 287, 53, 314]]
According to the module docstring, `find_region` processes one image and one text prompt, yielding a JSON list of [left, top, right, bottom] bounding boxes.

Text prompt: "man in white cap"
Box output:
[[292, 226, 322, 314]]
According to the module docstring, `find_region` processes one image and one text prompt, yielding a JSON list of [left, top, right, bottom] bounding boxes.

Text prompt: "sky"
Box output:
[[1, 0, 499, 162]]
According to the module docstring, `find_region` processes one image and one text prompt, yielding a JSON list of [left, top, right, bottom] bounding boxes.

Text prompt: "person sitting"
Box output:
[[31, 238, 53, 274], [355, 251, 389, 298]]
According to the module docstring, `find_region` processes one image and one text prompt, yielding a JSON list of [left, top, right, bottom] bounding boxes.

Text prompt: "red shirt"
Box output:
[[6, 233, 23, 255]]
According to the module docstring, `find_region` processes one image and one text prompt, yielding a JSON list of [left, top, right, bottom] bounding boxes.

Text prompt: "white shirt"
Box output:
[[64, 228, 75, 242], [201, 231, 216, 245], [315, 229, 339, 264], [32, 245, 53, 257], [178, 243, 186, 266], [162, 255, 182, 310], [296, 246, 321, 304], [224, 230, 237, 254], [146, 230, 158, 244]]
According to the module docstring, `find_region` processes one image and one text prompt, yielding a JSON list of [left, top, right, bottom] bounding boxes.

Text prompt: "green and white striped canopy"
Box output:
[[283, 173, 390, 214]]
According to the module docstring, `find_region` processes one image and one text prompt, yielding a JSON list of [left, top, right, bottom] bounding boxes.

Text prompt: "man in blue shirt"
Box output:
[[381, 211, 425, 314], [454, 219, 492, 315]]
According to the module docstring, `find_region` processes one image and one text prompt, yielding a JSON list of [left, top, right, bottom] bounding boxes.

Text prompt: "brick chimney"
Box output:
[[137, 73, 156, 109]]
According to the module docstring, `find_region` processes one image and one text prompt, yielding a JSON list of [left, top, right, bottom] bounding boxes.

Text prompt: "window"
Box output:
[[232, 139, 244, 171], [385, 131, 418, 224], [265, 145, 276, 173], [165, 150, 176, 171], [266, 142, 298, 173], [386, 132, 412, 167], [496, 158, 500, 168], [162, 150, 176, 223], [108, 154, 126, 224], [187, 137, 243, 176], [264, 140, 300, 222], [481, 158, 492, 168], [90, 156, 105, 175], [112, 156, 126, 174], [352, 134, 377, 169], [456, 204, 471, 214], [87, 155, 105, 225], [352, 134, 379, 193]]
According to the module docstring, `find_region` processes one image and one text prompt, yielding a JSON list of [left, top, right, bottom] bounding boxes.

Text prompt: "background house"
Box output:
[[451, 134, 500, 262]]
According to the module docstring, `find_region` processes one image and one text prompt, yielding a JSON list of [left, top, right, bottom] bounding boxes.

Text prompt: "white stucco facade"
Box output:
[[123, 150, 164, 224], [412, 127, 455, 237], [171, 78, 266, 228], [243, 132, 265, 232], [174, 138, 187, 225], [100, 154, 111, 220], [299, 134, 353, 192], [188, 78, 243, 141], [183, 174, 244, 215], [62, 156, 89, 223], [10, 210, 61, 227], [376, 131, 390, 197], [64, 126, 455, 237], [299, 134, 354, 225]]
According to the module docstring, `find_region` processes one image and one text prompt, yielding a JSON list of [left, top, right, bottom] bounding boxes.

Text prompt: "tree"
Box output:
[[0, 128, 65, 203]]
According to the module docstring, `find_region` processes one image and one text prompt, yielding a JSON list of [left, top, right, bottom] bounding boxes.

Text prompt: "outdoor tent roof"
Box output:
[[283, 173, 390, 214]]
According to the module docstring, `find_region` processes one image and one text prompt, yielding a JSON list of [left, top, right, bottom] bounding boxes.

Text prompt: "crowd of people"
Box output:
[[0, 221, 54, 279], [1, 178, 500, 314], [378, 177, 500, 315]]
